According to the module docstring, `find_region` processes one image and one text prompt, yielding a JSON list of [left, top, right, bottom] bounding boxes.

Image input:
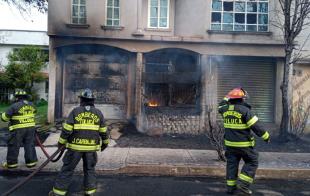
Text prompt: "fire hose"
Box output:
[[35, 133, 65, 162], [1, 133, 65, 196]]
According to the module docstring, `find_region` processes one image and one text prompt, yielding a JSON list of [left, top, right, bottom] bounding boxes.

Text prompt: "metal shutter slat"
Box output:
[[217, 57, 276, 123]]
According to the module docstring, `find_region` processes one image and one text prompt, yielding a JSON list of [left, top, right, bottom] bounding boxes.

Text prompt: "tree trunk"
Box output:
[[280, 50, 293, 141]]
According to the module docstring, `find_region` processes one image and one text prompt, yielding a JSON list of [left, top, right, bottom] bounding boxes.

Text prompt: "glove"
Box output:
[[264, 137, 270, 143], [101, 144, 108, 152], [58, 142, 65, 149]]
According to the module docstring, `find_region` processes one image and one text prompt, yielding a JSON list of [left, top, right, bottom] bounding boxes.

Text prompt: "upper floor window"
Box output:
[[148, 0, 169, 28], [72, 0, 87, 24], [106, 0, 120, 26], [211, 0, 269, 32]]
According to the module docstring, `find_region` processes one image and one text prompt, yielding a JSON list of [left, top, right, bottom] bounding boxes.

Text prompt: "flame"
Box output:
[[148, 100, 159, 107]]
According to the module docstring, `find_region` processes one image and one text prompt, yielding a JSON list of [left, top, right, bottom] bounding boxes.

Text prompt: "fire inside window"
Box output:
[[144, 52, 199, 107], [146, 83, 197, 107]]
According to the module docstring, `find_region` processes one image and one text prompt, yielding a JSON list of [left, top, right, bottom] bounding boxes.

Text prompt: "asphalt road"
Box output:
[[0, 174, 309, 196]]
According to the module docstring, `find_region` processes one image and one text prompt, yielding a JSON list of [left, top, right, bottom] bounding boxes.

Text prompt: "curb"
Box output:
[[97, 164, 310, 179], [1, 165, 309, 180]]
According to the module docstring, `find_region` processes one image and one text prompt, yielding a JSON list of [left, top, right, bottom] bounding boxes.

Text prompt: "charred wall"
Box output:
[[56, 44, 132, 119]]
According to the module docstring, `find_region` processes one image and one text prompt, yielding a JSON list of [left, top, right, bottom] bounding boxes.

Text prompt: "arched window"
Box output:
[[144, 49, 200, 107]]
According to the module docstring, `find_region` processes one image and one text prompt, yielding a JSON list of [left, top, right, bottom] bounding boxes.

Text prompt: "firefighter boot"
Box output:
[[237, 184, 252, 195], [84, 189, 96, 196], [2, 161, 18, 169], [226, 185, 237, 195], [48, 191, 63, 196]]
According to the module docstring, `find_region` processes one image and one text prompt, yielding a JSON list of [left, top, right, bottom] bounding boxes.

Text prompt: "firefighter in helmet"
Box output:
[[218, 88, 270, 195], [49, 88, 109, 196], [1, 89, 38, 169]]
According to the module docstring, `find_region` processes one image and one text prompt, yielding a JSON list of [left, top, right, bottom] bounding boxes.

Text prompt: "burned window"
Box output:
[[247, 14, 257, 25], [145, 83, 198, 107], [144, 50, 200, 107], [235, 13, 245, 24], [145, 83, 169, 106], [171, 84, 197, 105], [211, 13, 221, 23], [72, 0, 87, 24], [223, 1, 233, 11], [211, 0, 269, 32]]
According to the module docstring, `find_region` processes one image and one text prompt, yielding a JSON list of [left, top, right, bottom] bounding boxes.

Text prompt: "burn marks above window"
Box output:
[[144, 49, 200, 108], [211, 0, 269, 32], [145, 50, 198, 73]]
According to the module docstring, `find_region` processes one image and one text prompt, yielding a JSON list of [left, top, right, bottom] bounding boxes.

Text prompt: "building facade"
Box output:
[[0, 30, 49, 101], [48, 0, 288, 134]]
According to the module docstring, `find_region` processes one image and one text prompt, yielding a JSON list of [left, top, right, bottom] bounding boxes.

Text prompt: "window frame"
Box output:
[[147, 0, 170, 29], [210, 0, 269, 32], [71, 0, 87, 24], [106, 0, 121, 26]]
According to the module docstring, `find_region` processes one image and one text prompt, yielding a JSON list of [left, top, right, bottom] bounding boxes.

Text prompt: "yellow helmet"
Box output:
[[14, 89, 27, 97]]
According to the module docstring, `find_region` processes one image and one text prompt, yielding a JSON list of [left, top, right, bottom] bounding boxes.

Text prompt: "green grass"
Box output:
[[0, 103, 48, 129], [35, 104, 48, 125], [0, 103, 9, 113], [0, 103, 10, 128]]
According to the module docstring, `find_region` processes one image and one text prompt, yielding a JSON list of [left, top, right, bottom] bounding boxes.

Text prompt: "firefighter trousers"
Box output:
[[225, 147, 258, 189], [7, 127, 38, 167], [53, 149, 98, 195]]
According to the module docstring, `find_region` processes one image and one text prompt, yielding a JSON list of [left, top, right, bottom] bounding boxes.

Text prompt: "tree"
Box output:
[[205, 107, 226, 162], [275, 0, 310, 141], [4, 46, 48, 100], [2, 0, 47, 13]]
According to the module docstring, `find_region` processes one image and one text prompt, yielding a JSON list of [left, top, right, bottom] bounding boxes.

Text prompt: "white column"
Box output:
[[135, 52, 144, 132], [132, 0, 144, 36], [47, 39, 56, 123]]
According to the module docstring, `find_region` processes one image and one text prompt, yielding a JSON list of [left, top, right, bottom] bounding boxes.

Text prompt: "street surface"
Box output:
[[0, 174, 309, 196]]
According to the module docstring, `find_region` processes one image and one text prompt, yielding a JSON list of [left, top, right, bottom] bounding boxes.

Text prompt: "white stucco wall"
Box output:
[[0, 30, 48, 46]]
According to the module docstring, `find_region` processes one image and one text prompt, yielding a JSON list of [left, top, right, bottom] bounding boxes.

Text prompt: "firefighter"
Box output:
[[49, 88, 109, 196], [1, 89, 38, 169], [218, 88, 270, 195]]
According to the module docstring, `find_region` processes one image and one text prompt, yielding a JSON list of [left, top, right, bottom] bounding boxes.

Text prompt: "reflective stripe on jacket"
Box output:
[[218, 101, 270, 148], [58, 106, 109, 152], [1, 100, 36, 131]]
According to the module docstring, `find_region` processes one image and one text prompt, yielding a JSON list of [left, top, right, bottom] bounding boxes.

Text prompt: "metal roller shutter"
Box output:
[[217, 57, 276, 123]]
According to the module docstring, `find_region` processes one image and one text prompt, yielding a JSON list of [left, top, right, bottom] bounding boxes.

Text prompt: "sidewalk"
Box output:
[[1, 146, 310, 179]]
